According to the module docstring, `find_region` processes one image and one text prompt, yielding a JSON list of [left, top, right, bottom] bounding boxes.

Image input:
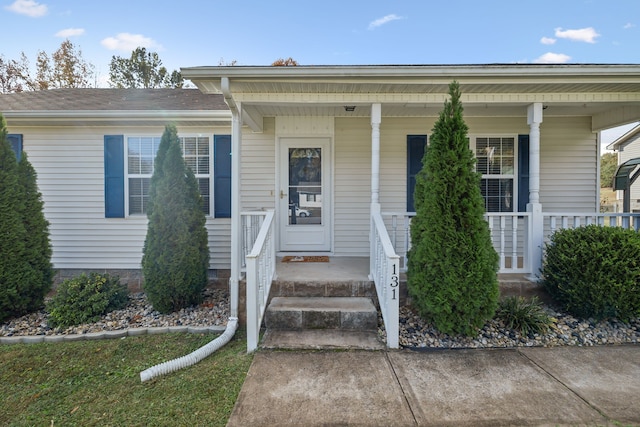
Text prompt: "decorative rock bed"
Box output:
[[2, 289, 639, 349]]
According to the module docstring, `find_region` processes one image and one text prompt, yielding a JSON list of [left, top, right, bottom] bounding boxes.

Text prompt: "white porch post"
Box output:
[[370, 103, 382, 210], [370, 103, 382, 277], [527, 102, 543, 279]]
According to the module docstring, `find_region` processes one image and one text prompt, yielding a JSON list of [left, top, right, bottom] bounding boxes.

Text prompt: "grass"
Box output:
[[0, 332, 253, 426]]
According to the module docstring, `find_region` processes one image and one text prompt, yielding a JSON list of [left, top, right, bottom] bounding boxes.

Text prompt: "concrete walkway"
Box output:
[[227, 345, 639, 426]]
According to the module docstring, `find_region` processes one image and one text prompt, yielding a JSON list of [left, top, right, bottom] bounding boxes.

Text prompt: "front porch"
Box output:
[[239, 210, 640, 352], [243, 254, 544, 352]]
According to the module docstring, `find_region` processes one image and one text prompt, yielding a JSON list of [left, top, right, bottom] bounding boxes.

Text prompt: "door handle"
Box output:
[[280, 190, 287, 199]]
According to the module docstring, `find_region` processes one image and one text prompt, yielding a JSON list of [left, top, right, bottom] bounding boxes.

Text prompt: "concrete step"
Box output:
[[269, 279, 376, 299], [261, 329, 384, 350], [265, 296, 378, 331]]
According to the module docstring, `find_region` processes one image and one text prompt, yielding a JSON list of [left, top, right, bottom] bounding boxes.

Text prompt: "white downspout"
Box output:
[[139, 77, 241, 382]]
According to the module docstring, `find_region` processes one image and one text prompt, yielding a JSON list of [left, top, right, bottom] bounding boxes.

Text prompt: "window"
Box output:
[[407, 135, 427, 212], [475, 136, 515, 212], [126, 136, 211, 215]]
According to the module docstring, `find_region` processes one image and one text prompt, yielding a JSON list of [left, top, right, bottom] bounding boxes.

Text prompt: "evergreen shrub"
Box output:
[[407, 81, 499, 336], [542, 224, 640, 321], [141, 124, 209, 313], [0, 115, 52, 322], [47, 273, 129, 328]]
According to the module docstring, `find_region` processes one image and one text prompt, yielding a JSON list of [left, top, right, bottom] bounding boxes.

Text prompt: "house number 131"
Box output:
[[390, 263, 399, 300]]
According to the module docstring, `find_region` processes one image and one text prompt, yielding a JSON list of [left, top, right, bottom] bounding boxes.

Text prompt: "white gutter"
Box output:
[[139, 77, 241, 382]]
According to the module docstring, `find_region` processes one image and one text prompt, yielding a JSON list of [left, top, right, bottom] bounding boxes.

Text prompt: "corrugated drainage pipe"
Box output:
[[139, 317, 238, 382]]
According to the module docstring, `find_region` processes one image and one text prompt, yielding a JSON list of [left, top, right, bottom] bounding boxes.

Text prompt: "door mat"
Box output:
[[281, 256, 329, 263]]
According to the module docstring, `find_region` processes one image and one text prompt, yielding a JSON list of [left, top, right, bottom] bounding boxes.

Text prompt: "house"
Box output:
[[3, 64, 640, 350], [606, 124, 640, 212]]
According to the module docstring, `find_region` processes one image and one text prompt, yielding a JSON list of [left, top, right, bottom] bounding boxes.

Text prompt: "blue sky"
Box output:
[[1, 0, 638, 145]]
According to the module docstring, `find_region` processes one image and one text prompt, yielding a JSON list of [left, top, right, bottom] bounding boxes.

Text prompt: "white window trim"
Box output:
[[469, 134, 519, 213], [123, 134, 213, 218]]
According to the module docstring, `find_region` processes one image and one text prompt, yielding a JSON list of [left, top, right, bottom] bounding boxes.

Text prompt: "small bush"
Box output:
[[47, 273, 129, 328], [542, 225, 640, 321], [496, 296, 551, 335]]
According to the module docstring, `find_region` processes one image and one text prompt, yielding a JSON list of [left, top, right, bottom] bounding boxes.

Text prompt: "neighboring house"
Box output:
[[2, 64, 640, 348], [606, 124, 640, 212]]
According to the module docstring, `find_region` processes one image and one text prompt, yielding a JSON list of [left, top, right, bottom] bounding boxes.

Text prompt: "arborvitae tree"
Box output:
[[17, 152, 53, 310], [407, 81, 499, 336], [141, 124, 209, 313], [0, 115, 51, 321]]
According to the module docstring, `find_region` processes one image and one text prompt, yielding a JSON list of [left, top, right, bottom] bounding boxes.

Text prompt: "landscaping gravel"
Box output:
[[0, 288, 228, 338], [382, 305, 640, 349], [2, 290, 639, 349]]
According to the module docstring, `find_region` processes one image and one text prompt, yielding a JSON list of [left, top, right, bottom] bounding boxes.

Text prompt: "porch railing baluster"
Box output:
[[370, 211, 400, 349], [243, 211, 275, 353]]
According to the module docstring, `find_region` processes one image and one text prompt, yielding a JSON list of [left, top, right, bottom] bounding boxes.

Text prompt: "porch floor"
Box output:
[[274, 256, 533, 286], [275, 256, 370, 282]]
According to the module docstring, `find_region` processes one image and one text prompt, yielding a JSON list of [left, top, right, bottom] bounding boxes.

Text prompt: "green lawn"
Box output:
[[0, 332, 253, 426]]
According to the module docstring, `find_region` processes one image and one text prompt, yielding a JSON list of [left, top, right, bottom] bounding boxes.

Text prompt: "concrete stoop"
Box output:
[[262, 296, 383, 350]]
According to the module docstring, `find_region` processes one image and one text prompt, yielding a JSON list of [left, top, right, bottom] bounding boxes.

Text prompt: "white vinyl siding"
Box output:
[[539, 116, 598, 212], [16, 125, 233, 270], [334, 118, 371, 256]]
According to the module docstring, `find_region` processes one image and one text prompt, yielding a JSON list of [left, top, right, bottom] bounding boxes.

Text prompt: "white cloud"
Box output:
[[55, 28, 85, 38], [623, 22, 635, 29], [368, 14, 403, 30], [5, 0, 47, 17], [540, 37, 556, 45], [101, 33, 162, 52], [533, 52, 572, 64], [554, 27, 600, 43]]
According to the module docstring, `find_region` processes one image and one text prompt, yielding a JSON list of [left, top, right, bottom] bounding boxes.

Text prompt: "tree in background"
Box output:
[[0, 40, 94, 93], [407, 81, 499, 336], [272, 57, 298, 66], [600, 152, 617, 188], [0, 115, 52, 321], [141, 124, 209, 313], [33, 40, 95, 90], [0, 53, 31, 93], [109, 47, 183, 89]]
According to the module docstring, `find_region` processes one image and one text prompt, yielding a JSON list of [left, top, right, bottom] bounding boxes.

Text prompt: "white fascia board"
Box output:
[[182, 64, 640, 82], [1, 110, 231, 121]]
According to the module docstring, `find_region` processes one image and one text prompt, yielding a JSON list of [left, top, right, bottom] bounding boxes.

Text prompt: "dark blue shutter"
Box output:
[[104, 135, 125, 218], [407, 135, 427, 212], [214, 135, 232, 218], [517, 134, 530, 212], [7, 134, 22, 162]]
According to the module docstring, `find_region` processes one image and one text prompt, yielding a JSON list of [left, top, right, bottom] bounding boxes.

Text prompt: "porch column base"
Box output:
[[527, 202, 543, 282]]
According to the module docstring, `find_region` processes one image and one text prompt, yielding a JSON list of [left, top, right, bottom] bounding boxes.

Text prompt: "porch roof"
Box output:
[[181, 64, 640, 132]]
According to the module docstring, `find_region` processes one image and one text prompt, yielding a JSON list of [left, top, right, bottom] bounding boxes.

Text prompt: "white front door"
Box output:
[[279, 138, 331, 252]]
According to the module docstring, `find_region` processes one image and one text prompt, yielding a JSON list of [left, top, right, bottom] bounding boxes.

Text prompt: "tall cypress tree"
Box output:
[[407, 81, 499, 336], [17, 152, 53, 312], [141, 124, 209, 313], [0, 115, 52, 321]]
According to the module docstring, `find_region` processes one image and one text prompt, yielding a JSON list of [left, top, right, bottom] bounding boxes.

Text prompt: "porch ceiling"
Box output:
[[182, 64, 640, 131]]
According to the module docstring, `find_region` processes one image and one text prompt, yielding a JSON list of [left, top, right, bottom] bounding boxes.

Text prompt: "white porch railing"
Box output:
[[543, 212, 640, 243], [383, 211, 640, 276], [485, 213, 531, 274], [370, 211, 400, 349], [242, 211, 276, 353]]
